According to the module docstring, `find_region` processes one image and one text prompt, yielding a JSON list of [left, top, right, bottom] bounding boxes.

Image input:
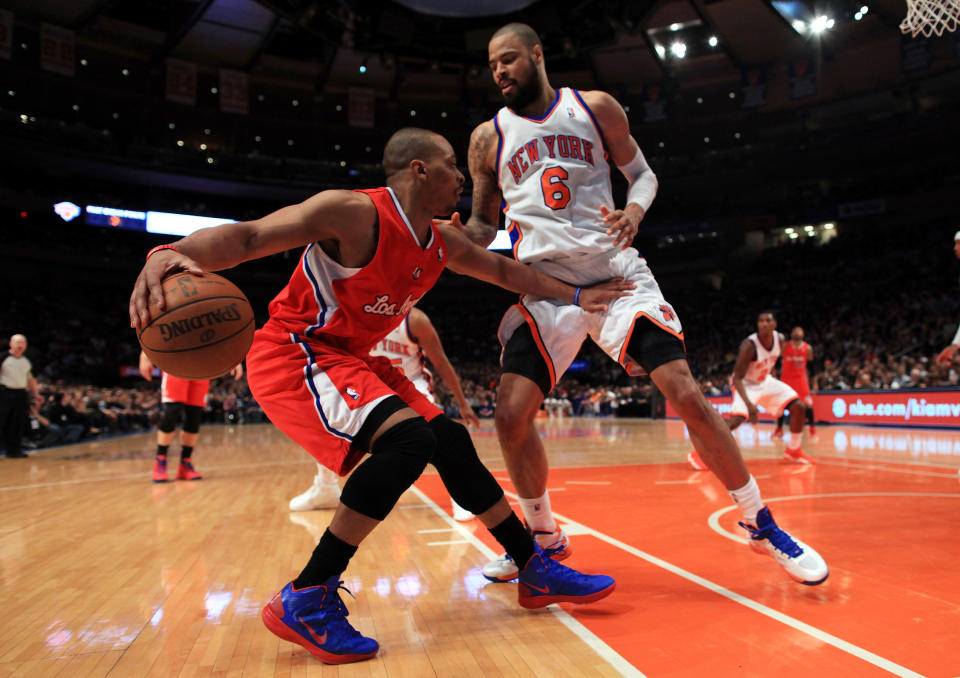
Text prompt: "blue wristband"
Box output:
[[574, 287, 582, 306]]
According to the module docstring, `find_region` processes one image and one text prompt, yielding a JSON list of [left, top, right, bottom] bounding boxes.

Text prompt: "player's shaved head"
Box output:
[[382, 127, 446, 178], [490, 22, 541, 50]]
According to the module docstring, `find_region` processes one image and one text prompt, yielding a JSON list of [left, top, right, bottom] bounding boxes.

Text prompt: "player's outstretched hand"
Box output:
[[577, 277, 635, 313], [936, 344, 959, 366], [601, 204, 645, 250], [129, 249, 205, 331]]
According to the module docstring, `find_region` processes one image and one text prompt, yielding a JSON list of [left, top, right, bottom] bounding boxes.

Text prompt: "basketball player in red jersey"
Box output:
[[139, 350, 243, 482], [459, 23, 828, 587], [774, 326, 817, 438], [130, 128, 626, 664]]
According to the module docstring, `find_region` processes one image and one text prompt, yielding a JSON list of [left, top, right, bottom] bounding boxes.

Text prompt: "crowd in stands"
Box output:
[[5, 212, 960, 453]]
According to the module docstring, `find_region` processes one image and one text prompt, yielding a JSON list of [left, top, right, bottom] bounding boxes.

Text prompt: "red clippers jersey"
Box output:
[[780, 340, 810, 383], [261, 187, 447, 355]]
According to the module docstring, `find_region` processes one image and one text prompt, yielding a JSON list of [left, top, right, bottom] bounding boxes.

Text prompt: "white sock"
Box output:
[[729, 475, 763, 525], [518, 492, 556, 532], [316, 464, 339, 486], [787, 433, 802, 451]]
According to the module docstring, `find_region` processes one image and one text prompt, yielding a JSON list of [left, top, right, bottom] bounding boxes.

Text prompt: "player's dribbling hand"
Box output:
[[601, 204, 644, 250], [577, 278, 635, 313], [747, 404, 759, 424], [129, 249, 205, 331]]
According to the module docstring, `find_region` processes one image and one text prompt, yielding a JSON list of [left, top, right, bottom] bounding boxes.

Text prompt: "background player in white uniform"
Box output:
[[688, 312, 812, 468], [288, 307, 481, 521], [459, 22, 828, 585]]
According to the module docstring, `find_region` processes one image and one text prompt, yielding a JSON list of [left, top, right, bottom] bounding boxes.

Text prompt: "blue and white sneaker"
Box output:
[[739, 507, 829, 586], [261, 577, 379, 664], [517, 544, 615, 609], [482, 526, 571, 582]]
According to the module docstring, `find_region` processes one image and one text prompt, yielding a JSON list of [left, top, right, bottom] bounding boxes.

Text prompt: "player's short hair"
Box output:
[[490, 22, 542, 50], [382, 128, 444, 178], [758, 310, 776, 320]]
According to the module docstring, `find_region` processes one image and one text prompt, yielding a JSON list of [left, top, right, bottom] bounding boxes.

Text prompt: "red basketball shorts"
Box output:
[[161, 373, 210, 407], [246, 328, 443, 475]]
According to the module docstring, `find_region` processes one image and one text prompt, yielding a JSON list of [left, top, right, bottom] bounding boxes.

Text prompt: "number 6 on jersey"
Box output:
[[541, 166, 571, 209]]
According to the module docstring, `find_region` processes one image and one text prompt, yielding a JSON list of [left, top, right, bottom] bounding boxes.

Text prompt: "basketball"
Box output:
[[137, 272, 255, 380]]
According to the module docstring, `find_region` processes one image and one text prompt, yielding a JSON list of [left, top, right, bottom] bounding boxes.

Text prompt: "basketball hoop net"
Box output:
[[900, 0, 960, 37]]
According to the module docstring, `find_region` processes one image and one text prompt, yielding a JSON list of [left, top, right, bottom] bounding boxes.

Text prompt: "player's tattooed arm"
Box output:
[[463, 122, 502, 248]]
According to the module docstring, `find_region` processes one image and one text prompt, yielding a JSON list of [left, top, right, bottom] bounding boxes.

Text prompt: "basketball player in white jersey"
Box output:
[[288, 307, 481, 521], [688, 312, 813, 469], [458, 23, 828, 585]]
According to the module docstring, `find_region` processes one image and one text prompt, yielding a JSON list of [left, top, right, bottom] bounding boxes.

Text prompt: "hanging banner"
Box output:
[[40, 23, 75, 76], [741, 66, 766, 108], [348, 87, 375, 128], [165, 59, 197, 106], [788, 56, 817, 99], [0, 9, 13, 61], [219, 69, 248, 114], [642, 83, 668, 122]]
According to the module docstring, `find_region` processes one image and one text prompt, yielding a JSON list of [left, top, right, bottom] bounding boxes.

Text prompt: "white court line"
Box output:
[[565, 480, 612, 485], [500, 489, 927, 678], [418, 528, 458, 534], [426, 540, 471, 546], [816, 459, 957, 479], [407, 486, 645, 678], [655, 479, 702, 485], [708, 492, 960, 545]]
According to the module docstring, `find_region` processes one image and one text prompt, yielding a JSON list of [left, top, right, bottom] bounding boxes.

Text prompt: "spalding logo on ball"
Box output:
[[138, 272, 255, 380]]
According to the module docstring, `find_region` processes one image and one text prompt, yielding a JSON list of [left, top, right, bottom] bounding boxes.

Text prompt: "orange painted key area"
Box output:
[[1, 418, 958, 677]]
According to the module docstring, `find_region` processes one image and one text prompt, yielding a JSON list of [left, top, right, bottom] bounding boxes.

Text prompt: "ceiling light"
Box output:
[[655, 44, 666, 57], [792, 19, 807, 32], [708, 36, 718, 47], [823, 222, 835, 230], [670, 23, 681, 31], [811, 15, 831, 33], [670, 42, 686, 58], [200, 143, 207, 150], [860, 5, 869, 13], [855, 12, 863, 19]]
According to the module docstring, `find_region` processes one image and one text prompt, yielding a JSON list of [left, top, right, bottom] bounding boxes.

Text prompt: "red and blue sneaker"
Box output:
[[261, 577, 379, 664], [152, 456, 168, 483], [517, 544, 616, 609], [176, 459, 203, 480]]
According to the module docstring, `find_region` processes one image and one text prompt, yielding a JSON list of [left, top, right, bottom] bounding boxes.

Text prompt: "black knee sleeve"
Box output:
[[429, 416, 505, 516], [339, 417, 436, 520], [183, 405, 202, 434], [159, 403, 184, 433]]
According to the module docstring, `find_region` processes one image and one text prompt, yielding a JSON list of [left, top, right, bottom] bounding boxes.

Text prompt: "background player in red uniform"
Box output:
[[139, 350, 243, 482], [130, 127, 626, 664], [774, 326, 817, 438]]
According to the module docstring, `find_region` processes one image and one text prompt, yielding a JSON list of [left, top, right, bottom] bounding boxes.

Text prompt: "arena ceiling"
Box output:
[[4, 0, 916, 96]]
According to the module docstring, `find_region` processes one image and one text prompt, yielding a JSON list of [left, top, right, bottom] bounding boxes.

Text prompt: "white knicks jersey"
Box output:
[[368, 315, 435, 402], [743, 332, 783, 385], [495, 87, 617, 263]]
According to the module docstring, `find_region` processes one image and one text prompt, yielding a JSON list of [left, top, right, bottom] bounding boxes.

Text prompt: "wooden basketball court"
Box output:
[[1, 417, 958, 677]]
